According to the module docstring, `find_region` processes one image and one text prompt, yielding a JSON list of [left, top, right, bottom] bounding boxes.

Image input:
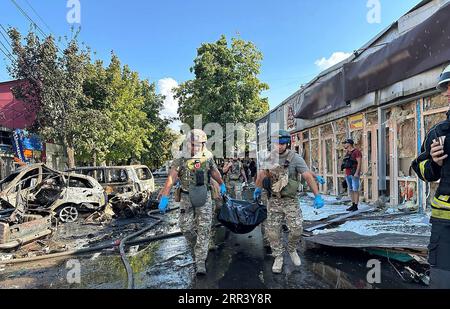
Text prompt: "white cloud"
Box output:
[[158, 77, 181, 132], [314, 52, 352, 71]]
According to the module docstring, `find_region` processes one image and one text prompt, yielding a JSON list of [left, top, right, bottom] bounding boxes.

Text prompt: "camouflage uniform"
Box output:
[[179, 191, 213, 262], [171, 150, 218, 264], [266, 196, 303, 257], [261, 149, 309, 258], [209, 178, 222, 248], [225, 160, 243, 200]]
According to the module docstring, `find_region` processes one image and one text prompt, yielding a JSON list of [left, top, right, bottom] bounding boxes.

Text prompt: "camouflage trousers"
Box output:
[[266, 196, 303, 257], [209, 198, 222, 246], [179, 191, 213, 263], [226, 179, 242, 200]]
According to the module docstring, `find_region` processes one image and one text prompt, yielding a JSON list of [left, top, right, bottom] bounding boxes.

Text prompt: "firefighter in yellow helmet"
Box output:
[[158, 129, 226, 275]]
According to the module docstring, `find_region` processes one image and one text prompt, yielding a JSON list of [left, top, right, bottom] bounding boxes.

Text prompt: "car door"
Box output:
[[64, 175, 103, 207]]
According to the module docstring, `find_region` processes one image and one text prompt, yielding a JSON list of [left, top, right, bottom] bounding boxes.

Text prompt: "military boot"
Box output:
[[196, 261, 207, 276], [289, 250, 302, 267], [272, 255, 284, 274]]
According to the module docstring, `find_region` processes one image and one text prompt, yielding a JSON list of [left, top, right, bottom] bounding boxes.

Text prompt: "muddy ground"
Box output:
[[0, 180, 428, 289]]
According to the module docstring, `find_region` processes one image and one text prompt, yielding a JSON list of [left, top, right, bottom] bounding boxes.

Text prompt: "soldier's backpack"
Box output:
[[218, 195, 267, 234]]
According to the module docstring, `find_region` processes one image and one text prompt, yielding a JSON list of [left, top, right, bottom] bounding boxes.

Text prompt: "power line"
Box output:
[[10, 0, 47, 39], [23, 0, 53, 34], [0, 25, 13, 52], [9, 0, 65, 57], [0, 44, 15, 63]]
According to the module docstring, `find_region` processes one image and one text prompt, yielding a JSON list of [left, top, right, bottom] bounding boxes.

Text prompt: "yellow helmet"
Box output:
[[189, 129, 207, 143]]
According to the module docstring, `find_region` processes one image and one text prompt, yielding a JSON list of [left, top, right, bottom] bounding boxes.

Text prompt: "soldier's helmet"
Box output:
[[189, 129, 207, 144], [271, 130, 291, 145], [438, 64, 450, 92]]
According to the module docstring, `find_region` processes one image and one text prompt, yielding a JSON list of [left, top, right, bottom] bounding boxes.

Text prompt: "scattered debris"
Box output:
[[91, 252, 101, 260]]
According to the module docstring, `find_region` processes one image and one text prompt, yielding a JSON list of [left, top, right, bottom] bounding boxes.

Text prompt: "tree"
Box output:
[[103, 54, 153, 164], [7, 28, 104, 168], [175, 35, 270, 129], [140, 80, 177, 169], [8, 28, 177, 169]]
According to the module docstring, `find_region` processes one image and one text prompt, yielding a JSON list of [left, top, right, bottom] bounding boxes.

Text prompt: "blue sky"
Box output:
[[0, 0, 421, 121]]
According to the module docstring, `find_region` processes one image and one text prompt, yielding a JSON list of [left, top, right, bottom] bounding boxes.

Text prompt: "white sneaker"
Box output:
[[289, 251, 302, 267], [272, 255, 284, 274]]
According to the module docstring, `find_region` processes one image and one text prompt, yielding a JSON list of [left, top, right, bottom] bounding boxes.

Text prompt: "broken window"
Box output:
[[302, 141, 310, 166], [336, 134, 347, 174], [0, 172, 19, 191], [310, 140, 319, 173], [83, 169, 105, 184], [326, 177, 334, 195], [68, 177, 94, 189], [397, 118, 416, 177], [302, 131, 309, 140], [423, 94, 448, 112], [336, 119, 347, 133], [424, 112, 447, 134], [321, 124, 333, 136], [366, 112, 378, 127], [368, 179, 373, 200], [107, 169, 128, 183], [385, 127, 390, 177], [350, 130, 362, 147], [385, 180, 391, 199], [367, 131, 373, 176], [338, 177, 346, 195], [324, 139, 333, 175], [136, 167, 152, 181], [398, 181, 416, 204], [20, 168, 40, 190]]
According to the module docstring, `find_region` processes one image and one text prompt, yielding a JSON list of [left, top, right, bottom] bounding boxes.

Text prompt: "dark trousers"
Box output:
[[428, 218, 450, 288]]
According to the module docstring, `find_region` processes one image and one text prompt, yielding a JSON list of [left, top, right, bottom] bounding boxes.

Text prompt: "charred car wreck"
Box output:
[[0, 164, 158, 250], [0, 164, 107, 249]]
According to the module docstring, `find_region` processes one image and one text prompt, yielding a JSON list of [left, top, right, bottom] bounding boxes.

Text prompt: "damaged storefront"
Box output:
[[292, 93, 447, 209], [256, 0, 450, 212]]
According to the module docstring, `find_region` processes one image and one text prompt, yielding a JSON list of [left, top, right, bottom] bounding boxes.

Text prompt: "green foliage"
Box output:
[[175, 35, 270, 129], [7, 28, 98, 167], [7, 28, 176, 168]]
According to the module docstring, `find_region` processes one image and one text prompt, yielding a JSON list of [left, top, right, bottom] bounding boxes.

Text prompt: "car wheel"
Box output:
[[58, 205, 79, 223]]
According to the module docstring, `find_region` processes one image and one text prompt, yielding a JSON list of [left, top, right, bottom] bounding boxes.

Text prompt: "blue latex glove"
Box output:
[[158, 196, 169, 214], [314, 195, 325, 209], [254, 188, 262, 201], [220, 183, 227, 196], [316, 176, 325, 185]]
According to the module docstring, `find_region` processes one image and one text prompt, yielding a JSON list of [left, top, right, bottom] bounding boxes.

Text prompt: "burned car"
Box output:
[[67, 165, 155, 197], [0, 164, 107, 223]]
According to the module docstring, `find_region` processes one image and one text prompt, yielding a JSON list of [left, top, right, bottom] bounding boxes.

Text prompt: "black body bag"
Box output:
[[217, 195, 267, 234]]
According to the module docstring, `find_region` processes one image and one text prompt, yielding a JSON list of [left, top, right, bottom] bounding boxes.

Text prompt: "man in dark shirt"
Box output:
[[249, 159, 257, 183], [342, 139, 362, 212]]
